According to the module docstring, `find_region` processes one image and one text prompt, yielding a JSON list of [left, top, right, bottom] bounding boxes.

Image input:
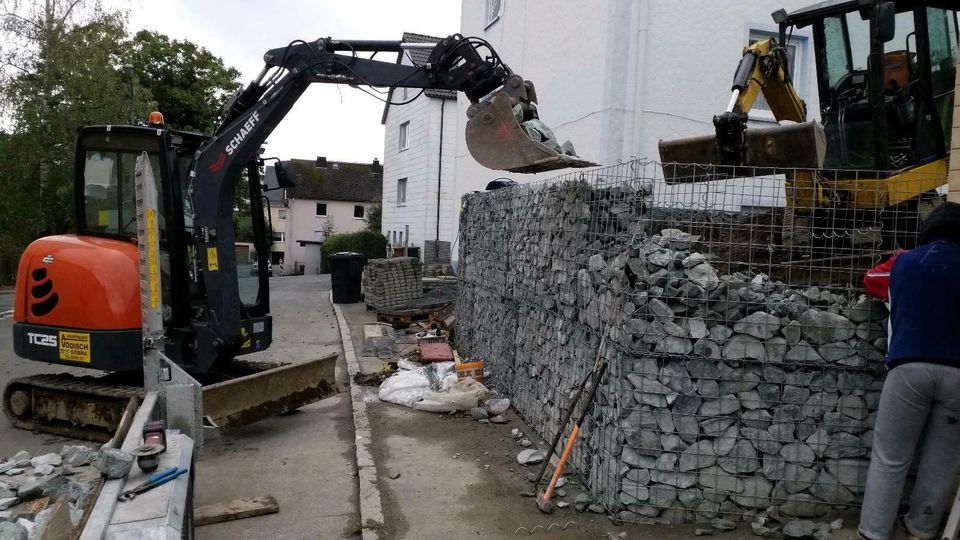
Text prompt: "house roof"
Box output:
[[262, 165, 287, 203], [282, 158, 382, 203], [381, 32, 456, 125]]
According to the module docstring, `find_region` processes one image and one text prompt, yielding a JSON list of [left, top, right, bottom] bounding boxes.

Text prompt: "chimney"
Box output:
[[372, 158, 382, 174]]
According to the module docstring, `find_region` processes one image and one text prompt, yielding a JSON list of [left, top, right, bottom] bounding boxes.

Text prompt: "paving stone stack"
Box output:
[[362, 257, 423, 310], [456, 175, 889, 524]]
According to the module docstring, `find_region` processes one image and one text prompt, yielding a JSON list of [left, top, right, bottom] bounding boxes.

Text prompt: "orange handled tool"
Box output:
[[536, 357, 607, 514]]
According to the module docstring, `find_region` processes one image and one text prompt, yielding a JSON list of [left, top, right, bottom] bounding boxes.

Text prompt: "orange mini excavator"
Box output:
[[7, 34, 593, 440]]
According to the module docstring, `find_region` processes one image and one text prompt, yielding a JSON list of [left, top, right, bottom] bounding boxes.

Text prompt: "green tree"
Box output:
[[321, 215, 336, 239], [0, 2, 243, 283], [364, 203, 382, 232], [0, 2, 155, 283], [127, 30, 241, 132]]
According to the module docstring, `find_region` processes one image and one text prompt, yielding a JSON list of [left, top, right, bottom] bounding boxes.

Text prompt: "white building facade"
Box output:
[[381, 33, 458, 262], [444, 0, 826, 256]]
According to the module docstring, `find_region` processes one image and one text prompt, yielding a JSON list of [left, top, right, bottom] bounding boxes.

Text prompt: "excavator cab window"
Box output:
[[82, 150, 165, 237], [820, 12, 881, 169], [817, 5, 958, 172]]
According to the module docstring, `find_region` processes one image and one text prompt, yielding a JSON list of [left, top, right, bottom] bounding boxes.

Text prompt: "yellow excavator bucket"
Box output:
[[659, 121, 827, 184], [465, 88, 597, 174]]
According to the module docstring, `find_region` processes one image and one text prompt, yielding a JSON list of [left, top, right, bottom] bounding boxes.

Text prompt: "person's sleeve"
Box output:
[[864, 252, 902, 301]]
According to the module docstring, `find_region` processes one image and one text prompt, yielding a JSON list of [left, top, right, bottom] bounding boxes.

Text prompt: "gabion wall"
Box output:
[[455, 160, 930, 523]]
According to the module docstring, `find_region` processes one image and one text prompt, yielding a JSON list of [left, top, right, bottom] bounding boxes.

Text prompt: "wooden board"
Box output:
[[194, 495, 279, 527]]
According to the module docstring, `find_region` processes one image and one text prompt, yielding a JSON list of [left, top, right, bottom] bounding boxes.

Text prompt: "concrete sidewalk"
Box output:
[[336, 302, 872, 540], [196, 275, 361, 539]]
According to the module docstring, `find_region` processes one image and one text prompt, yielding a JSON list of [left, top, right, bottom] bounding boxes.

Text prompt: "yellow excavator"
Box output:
[[660, 0, 957, 250]]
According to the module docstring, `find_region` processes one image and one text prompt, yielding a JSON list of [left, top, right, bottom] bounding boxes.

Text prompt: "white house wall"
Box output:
[[451, 0, 825, 258], [382, 87, 458, 253]]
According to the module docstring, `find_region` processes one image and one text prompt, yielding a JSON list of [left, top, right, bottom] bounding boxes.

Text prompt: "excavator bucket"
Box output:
[[202, 353, 339, 430], [659, 121, 827, 184], [465, 90, 597, 174]]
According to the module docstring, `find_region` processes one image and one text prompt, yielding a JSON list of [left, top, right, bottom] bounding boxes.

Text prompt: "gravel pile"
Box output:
[[456, 177, 887, 523], [0, 445, 125, 537]]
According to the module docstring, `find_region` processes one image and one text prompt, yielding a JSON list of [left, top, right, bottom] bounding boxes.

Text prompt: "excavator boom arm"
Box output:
[[660, 37, 825, 183], [189, 35, 535, 364], [728, 38, 806, 123]]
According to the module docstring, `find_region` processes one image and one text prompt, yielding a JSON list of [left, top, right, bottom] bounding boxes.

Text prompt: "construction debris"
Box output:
[[517, 450, 545, 466], [96, 449, 133, 479], [485, 398, 510, 416], [0, 446, 101, 538], [377, 361, 490, 412]]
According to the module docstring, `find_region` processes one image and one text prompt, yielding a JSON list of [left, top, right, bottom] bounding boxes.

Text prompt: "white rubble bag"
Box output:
[[378, 361, 489, 412], [413, 376, 490, 413]]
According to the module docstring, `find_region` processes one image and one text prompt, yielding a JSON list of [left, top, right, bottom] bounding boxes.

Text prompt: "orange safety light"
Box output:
[[147, 111, 165, 127]]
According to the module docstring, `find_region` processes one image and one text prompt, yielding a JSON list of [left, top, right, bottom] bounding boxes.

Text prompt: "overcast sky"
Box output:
[[125, 0, 461, 164]]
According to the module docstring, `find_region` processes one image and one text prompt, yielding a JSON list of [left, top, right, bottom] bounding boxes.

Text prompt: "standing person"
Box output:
[[858, 202, 960, 540]]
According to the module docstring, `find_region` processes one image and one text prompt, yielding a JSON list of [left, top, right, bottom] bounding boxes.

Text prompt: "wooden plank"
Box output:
[[193, 495, 279, 527]]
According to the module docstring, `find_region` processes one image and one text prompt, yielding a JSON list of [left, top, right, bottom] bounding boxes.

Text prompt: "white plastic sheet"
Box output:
[[378, 362, 489, 412]]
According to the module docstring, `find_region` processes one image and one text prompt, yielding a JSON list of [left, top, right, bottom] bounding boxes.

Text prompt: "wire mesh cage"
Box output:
[[454, 158, 945, 524]]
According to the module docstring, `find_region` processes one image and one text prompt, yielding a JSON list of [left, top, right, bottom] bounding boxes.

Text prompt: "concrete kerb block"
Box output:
[[331, 294, 385, 534]]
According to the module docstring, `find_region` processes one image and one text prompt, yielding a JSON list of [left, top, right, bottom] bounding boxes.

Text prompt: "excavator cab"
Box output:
[[13, 122, 275, 373], [788, 0, 958, 173], [661, 0, 957, 181]]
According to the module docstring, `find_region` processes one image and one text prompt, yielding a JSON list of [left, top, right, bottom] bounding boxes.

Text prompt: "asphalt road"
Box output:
[[0, 289, 13, 312]]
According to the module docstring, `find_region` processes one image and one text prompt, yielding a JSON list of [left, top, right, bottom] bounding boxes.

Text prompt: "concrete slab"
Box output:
[[196, 275, 360, 539]]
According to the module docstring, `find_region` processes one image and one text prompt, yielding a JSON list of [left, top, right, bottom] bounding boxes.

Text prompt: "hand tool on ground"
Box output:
[[118, 467, 189, 501], [519, 358, 594, 498], [536, 346, 608, 514], [520, 326, 609, 501]]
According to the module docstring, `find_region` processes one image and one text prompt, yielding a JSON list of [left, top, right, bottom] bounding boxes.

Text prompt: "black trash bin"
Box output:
[[329, 252, 365, 304]]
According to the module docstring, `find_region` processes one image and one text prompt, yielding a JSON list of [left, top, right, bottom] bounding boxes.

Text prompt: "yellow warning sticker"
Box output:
[[207, 247, 219, 271], [58, 331, 91, 363], [146, 209, 160, 309], [98, 210, 110, 226]]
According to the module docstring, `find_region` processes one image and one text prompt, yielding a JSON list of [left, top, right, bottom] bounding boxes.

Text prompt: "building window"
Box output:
[[316, 202, 327, 216], [485, 0, 503, 29], [747, 29, 806, 118], [391, 231, 397, 244], [354, 205, 365, 219], [396, 178, 407, 206], [399, 121, 410, 151], [278, 209, 286, 220], [272, 231, 285, 242]]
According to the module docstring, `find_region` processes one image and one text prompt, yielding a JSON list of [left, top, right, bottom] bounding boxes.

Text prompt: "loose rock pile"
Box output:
[[0, 445, 107, 537], [456, 177, 888, 524], [362, 257, 423, 310]]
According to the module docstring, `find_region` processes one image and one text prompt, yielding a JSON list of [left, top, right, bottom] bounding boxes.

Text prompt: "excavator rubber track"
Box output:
[[3, 373, 143, 442], [3, 354, 339, 442]]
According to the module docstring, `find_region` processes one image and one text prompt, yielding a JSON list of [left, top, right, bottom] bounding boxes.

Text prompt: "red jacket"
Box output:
[[864, 252, 903, 301]]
